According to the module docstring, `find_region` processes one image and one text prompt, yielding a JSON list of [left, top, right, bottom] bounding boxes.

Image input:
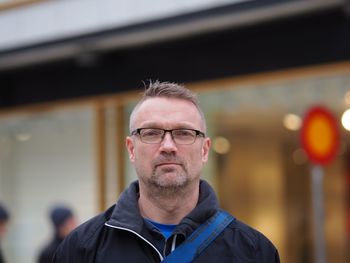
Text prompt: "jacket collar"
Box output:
[[106, 181, 144, 233], [106, 180, 219, 236]]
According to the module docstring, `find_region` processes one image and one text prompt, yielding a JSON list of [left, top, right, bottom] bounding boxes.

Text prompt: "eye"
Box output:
[[173, 129, 195, 137], [141, 129, 163, 137]]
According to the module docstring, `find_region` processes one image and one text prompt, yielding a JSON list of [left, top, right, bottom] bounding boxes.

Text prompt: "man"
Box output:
[[0, 203, 9, 263], [38, 206, 77, 263], [53, 81, 280, 262]]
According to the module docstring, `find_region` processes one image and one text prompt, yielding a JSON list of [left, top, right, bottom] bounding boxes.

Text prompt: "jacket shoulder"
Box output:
[[227, 218, 280, 262]]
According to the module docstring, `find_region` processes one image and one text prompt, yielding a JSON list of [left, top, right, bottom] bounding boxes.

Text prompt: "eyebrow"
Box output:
[[138, 122, 197, 130]]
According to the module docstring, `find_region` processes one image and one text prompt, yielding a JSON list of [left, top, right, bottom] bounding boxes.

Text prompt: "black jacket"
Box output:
[[38, 235, 64, 263], [53, 180, 280, 262], [0, 247, 5, 263]]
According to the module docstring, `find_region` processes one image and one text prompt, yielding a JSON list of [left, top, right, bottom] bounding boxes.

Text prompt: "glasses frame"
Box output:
[[131, 128, 206, 145]]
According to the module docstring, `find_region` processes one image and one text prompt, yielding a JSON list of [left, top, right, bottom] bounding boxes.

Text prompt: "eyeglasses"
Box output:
[[131, 128, 205, 145]]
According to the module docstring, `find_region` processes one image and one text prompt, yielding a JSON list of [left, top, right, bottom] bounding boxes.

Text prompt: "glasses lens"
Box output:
[[172, 129, 196, 144], [140, 128, 163, 143], [137, 128, 200, 144]]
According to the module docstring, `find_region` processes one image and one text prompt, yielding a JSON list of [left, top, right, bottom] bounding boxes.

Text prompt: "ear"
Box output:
[[126, 136, 135, 162], [201, 137, 211, 163]]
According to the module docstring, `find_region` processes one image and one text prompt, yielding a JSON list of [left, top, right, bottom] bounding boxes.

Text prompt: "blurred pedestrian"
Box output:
[[0, 203, 10, 263], [38, 206, 77, 263]]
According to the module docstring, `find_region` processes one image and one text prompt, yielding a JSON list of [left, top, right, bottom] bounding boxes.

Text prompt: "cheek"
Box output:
[[186, 148, 205, 167], [134, 146, 155, 166]]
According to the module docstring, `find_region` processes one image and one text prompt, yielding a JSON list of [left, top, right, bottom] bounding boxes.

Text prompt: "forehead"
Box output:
[[131, 97, 203, 128]]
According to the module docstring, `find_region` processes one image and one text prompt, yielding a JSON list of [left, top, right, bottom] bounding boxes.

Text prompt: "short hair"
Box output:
[[50, 205, 73, 229], [129, 80, 206, 132], [0, 203, 9, 222]]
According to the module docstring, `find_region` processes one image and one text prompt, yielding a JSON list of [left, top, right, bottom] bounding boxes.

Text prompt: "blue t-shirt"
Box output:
[[145, 218, 177, 239]]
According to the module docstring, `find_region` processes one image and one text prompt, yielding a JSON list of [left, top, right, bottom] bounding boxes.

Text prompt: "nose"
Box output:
[[159, 132, 177, 152]]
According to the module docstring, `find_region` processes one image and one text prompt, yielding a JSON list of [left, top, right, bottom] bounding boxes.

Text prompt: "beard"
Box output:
[[151, 164, 188, 187], [136, 153, 193, 197]]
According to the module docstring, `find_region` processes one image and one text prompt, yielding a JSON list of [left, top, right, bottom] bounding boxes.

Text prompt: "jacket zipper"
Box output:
[[105, 223, 164, 261], [163, 234, 178, 256]]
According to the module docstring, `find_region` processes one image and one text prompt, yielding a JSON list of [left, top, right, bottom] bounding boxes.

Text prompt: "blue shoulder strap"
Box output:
[[162, 210, 234, 263]]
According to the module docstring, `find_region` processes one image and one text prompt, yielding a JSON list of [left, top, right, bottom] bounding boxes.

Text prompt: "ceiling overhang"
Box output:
[[0, 0, 347, 71]]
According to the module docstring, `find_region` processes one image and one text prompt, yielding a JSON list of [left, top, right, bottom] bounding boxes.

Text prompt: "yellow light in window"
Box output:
[[341, 109, 350, 131], [283, 114, 301, 131], [212, 136, 230, 154]]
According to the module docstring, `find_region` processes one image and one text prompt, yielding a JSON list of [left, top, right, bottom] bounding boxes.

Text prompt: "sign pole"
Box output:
[[300, 106, 339, 263], [311, 165, 326, 263]]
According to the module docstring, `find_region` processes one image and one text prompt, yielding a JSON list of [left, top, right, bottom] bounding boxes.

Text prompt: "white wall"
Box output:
[[0, 107, 97, 263]]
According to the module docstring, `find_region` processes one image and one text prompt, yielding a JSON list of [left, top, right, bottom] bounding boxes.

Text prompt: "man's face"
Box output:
[[126, 97, 211, 190], [0, 221, 8, 238], [58, 216, 77, 239]]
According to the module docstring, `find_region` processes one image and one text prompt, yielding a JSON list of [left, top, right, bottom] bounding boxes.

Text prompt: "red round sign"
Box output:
[[300, 106, 340, 165]]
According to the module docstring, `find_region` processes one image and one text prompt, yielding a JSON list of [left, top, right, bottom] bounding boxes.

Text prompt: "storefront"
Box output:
[[0, 1, 350, 262]]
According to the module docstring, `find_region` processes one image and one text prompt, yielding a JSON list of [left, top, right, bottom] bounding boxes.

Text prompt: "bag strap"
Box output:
[[162, 210, 234, 263]]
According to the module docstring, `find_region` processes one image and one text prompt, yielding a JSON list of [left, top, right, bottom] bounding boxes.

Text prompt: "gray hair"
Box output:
[[129, 80, 206, 132]]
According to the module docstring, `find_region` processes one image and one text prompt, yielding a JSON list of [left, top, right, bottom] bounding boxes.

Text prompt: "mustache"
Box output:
[[153, 154, 183, 166]]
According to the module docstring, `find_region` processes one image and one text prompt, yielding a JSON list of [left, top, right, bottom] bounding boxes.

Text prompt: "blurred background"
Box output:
[[0, 0, 350, 262]]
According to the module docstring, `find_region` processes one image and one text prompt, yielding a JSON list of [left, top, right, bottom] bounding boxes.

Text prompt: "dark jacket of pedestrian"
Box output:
[[38, 206, 75, 263], [0, 248, 5, 263], [38, 235, 64, 263], [53, 180, 280, 262], [0, 203, 9, 263]]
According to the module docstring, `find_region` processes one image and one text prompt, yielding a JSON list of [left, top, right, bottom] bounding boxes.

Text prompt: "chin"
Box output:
[[153, 173, 188, 188]]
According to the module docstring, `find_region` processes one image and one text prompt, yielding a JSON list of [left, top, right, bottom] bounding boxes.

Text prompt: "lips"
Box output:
[[156, 163, 180, 167]]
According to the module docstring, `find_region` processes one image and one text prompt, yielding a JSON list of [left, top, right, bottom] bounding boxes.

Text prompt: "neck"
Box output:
[[138, 181, 200, 224]]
